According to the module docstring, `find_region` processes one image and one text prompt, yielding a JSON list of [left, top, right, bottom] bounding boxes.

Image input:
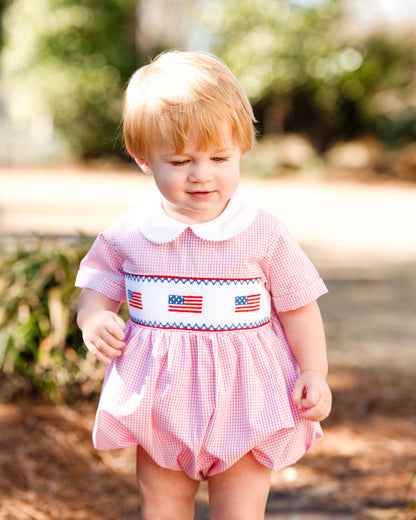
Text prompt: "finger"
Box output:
[[95, 350, 112, 365], [291, 380, 306, 409], [100, 338, 124, 358], [300, 396, 332, 421], [299, 407, 321, 421], [88, 343, 112, 365], [100, 329, 126, 350], [108, 315, 126, 340], [300, 404, 330, 422], [88, 337, 123, 363], [301, 387, 320, 409]]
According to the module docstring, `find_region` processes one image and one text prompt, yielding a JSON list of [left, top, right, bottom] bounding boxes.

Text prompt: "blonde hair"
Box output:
[[123, 50, 256, 161]]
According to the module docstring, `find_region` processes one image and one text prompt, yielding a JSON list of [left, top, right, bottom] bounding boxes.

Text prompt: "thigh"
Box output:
[[136, 446, 199, 520], [208, 452, 271, 520]]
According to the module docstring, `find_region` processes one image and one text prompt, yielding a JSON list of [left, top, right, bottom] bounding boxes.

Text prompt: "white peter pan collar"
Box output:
[[137, 190, 258, 243]]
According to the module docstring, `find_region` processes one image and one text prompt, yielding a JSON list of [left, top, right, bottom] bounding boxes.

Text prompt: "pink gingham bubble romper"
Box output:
[[75, 190, 328, 481]]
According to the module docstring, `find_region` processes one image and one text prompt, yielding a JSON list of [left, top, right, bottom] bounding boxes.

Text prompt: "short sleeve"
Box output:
[[263, 222, 327, 312], [75, 232, 126, 302]]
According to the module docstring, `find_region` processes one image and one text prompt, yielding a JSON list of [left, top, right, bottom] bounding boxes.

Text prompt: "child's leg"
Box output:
[[208, 452, 271, 520], [136, 446, 199, 520]]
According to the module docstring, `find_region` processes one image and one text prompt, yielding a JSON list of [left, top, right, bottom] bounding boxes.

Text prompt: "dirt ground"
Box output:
[[1, 168, 416, 519]]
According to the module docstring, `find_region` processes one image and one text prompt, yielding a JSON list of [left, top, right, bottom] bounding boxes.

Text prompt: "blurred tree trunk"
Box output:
[[262, 95, 293, 135]]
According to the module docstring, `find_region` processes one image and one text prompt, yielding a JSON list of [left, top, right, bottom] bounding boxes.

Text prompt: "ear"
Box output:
[[135, 158, 152, 175]]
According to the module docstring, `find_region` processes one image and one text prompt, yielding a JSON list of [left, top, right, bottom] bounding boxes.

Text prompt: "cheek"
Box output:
[[225, 165, 240, 189], [153, 173, 181, 197]]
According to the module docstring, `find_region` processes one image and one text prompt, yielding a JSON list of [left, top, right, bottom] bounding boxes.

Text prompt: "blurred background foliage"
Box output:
[[201, 0, 416, 151], [1, 0, 140, 159], [0, 237, 101, 402], [1, 0, 416, 165]]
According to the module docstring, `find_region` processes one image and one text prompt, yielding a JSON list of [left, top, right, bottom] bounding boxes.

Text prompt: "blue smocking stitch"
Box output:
[[124, 274, 262, 286], [129, 316, 270, 331]]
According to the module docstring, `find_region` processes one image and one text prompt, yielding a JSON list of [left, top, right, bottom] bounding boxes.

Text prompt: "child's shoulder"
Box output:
[[253, 207, 291, 236]]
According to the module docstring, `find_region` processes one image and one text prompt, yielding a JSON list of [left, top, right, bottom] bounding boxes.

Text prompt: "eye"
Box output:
[[170, 160, 189, 166], [211, 156, 228, 163]]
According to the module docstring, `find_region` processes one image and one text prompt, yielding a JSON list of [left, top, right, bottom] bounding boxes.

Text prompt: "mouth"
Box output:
[[188, 190, 215, 199]]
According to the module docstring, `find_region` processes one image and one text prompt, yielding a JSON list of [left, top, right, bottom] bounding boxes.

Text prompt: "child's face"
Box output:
[[137, 125, 241, 224]]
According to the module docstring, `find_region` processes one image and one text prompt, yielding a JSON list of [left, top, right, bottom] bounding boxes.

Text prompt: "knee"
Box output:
[[138, 476, 198, 519], [140, 496, 195, 520], [140, 505, 173, 520]]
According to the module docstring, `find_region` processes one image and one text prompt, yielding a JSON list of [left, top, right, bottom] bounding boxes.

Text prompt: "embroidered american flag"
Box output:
[[168, 294, 203, 313], [235, 294, 261, 312], [128, 290, 143, 309]]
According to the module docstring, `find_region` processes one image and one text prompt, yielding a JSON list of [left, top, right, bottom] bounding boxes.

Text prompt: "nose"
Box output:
[[188, 162, 213, 183]]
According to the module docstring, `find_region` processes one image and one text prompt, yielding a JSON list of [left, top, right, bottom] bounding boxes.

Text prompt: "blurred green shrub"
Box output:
[[200, 0, 340, 103], [1, 0, 139, 158], [0, 237, 107, 402], [354, 34, 416, 146], [199, 0, 416, 149]]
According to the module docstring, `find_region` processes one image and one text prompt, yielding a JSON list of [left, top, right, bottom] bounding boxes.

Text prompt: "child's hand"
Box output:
[[82, 310, 126, 365], [292, 370, 332, 422]]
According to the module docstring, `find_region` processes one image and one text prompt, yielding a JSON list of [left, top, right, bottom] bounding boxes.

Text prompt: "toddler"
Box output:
[[76, 50, 332, 520]]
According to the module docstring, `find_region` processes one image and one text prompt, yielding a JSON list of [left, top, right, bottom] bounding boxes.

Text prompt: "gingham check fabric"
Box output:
[[76, 192, 327, 480]]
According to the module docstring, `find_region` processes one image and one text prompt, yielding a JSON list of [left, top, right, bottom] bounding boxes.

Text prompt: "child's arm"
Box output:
[[279, 300, 332, 422], [77, 288, 126, 365]]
